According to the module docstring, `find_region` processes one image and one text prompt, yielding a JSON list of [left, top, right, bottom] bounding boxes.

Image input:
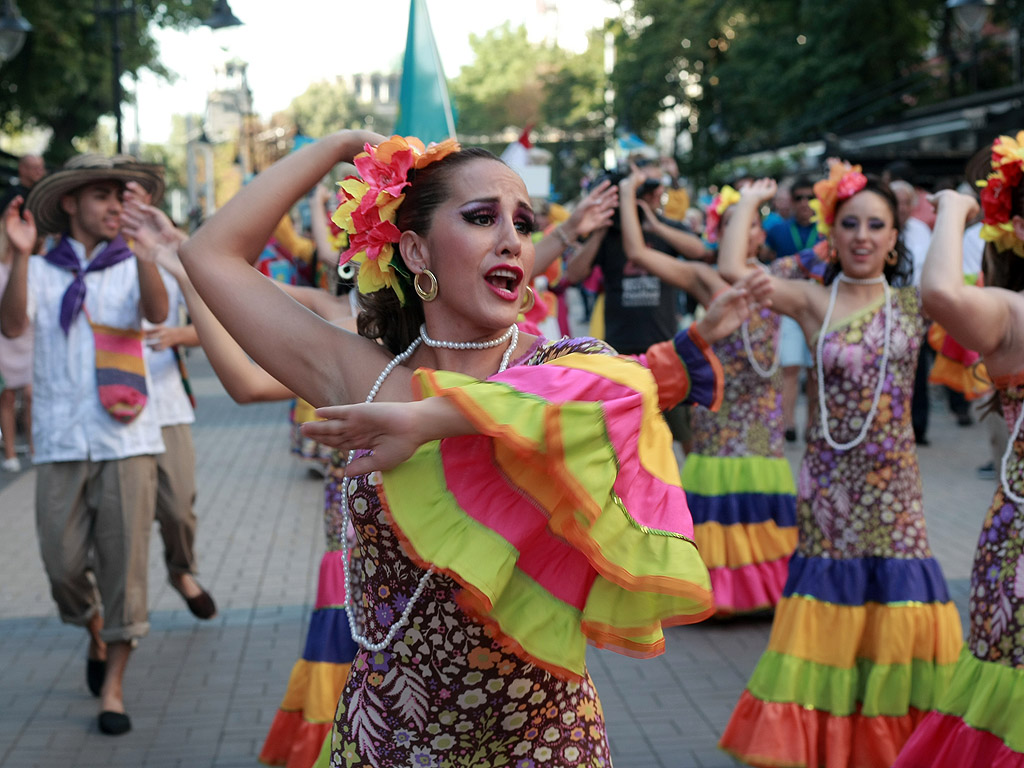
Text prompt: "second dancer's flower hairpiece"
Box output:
[[704, 185, 741, 244], [332, 135, 460, 302], [810, 159, 867, 239]]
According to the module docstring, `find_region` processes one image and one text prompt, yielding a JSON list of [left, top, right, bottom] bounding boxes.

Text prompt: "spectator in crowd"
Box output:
[[0, 154, 45, 213], [891, 178, 936, 445], [763, 175, 822, 442], [0, 215, 33, 471]]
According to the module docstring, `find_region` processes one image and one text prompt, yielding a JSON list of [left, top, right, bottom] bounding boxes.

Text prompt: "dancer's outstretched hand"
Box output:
[[738, 177, 777, 206], [121, 201, 187, 278], [693, 269, 773, 344], [305, 398, 473, 476], [927, 189, 979, 224]]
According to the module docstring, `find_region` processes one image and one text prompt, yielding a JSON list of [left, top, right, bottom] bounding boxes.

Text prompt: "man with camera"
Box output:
[[565, 160, 711, 355]]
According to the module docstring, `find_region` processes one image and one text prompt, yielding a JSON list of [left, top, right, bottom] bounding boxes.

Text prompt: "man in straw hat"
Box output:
[[0, 154, 168, 736]]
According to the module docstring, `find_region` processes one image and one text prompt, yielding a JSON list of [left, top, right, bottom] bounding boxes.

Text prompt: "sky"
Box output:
[[132, 0, 614, 145]]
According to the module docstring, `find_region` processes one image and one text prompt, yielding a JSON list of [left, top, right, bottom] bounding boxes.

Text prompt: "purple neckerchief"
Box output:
[[43, 235, 134, 334]]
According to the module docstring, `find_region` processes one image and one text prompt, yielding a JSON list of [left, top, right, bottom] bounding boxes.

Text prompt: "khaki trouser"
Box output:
[[35, 455, 157, 643], [154, 424, 198, 578]]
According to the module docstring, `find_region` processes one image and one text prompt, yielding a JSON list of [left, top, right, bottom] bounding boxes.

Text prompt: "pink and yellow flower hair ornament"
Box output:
[[810, 159, 867, 239], [977, 131, 1024, 257], [703, 185, 741, 244], [332, 135, 460, 302]]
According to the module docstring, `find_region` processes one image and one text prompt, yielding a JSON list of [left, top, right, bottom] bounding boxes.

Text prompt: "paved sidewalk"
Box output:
[[0, 349, 992, 768]]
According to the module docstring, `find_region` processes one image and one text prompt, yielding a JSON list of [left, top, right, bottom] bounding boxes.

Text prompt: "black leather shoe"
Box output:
[[171, 577, 218, 620], [98, 711, 131, 735], [87, 659, 106, 698], [184, 590, 217, 620]]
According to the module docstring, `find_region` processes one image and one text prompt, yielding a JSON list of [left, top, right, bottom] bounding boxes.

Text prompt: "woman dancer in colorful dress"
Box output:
[[117, 200, 358, 768], [179, 130, 770, 766], [618, 173, 797, 616], [715, 168, 963, 767], [894, 134, 1024, 767]]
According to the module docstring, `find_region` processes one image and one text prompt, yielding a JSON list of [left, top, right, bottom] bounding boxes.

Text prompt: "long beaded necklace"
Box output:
[[340, 323, 520, 652], [742, 313, 781, 378], [999, 395, 1024, 505], [740, 260, 780, 378], [815, 273, 891, 452]]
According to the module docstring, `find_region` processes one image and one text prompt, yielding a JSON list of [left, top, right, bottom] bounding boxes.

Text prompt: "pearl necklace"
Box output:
[[815, 273, 891, 452], [340, 325, 520, 652], [999, 397, 1024, 505], [420, 323, 515, 350]]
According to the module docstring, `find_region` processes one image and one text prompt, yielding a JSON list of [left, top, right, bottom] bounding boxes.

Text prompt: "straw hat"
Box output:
[[25, 154, 165, 235]]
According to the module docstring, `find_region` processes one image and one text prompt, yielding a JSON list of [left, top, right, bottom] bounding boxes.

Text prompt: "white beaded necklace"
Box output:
[[741, 260, 780, 378], [815, 273, 891, 452], [340, 323, 519, 652], [742, 315, 781, 378], [999, 397, 1024, 505]]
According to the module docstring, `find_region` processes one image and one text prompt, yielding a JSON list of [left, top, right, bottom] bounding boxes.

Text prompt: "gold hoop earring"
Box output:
[[520, 287, 535, 314], [414, 270, 438, 302], [885, 248, 899, 266]]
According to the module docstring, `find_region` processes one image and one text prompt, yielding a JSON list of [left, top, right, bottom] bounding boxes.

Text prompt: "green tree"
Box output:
[[450, 23, 607, 199], [0, 0, 215, 163], [611, 0, 946, 180], [451, 23, 552, 135], [285, 78, 362, 139]]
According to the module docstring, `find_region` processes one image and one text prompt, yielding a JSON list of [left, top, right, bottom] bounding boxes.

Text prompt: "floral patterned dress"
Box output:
[[317, 334, 721, 768], [895, 372, 1024, 767], [720, 286, 964, 768], [683, 304, 797, 615]]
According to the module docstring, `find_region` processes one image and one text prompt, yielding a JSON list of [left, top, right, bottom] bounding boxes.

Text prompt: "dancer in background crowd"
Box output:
[[179, 130, 767, 766], [120, 198, 358, 768], [619, 171, 797, 616], [894, 133, 1024, 768], [716, 167, 962, 767]]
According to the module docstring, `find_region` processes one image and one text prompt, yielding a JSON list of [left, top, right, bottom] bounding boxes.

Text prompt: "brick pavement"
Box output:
[[0, 348, 992, 768]]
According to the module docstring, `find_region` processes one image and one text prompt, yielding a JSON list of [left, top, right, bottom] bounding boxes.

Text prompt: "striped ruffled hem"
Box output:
[[259, 659, 351, 768], [894, 646, 1024, 763], [260, 713, 332, 768], [720, 691, 929, 768], [682, 453, 797, 502], [695, 519, 797, 570], [708, 556, 790, 615], [894, 713, 1024, 768]]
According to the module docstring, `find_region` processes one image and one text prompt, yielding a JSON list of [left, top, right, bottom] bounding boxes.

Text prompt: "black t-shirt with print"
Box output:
[[594, 215, 688, 355]]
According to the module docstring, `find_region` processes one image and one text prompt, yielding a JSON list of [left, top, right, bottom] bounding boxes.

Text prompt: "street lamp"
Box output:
[[203, 0, 243, 30], [0, 0, 31, 64], [947, 0, 995, 92], [948, 0, 995, 36]]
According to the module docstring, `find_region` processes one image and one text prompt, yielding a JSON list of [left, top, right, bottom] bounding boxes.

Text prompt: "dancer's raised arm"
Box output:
[[717, 178, 818, 327], [179, 130, 393, 408], [922, 190, 1024, 368], [619, 169, 724, 307]]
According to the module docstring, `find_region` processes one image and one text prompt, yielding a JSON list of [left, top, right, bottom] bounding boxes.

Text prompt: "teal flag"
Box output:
[[395, 0, 457, 143]]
